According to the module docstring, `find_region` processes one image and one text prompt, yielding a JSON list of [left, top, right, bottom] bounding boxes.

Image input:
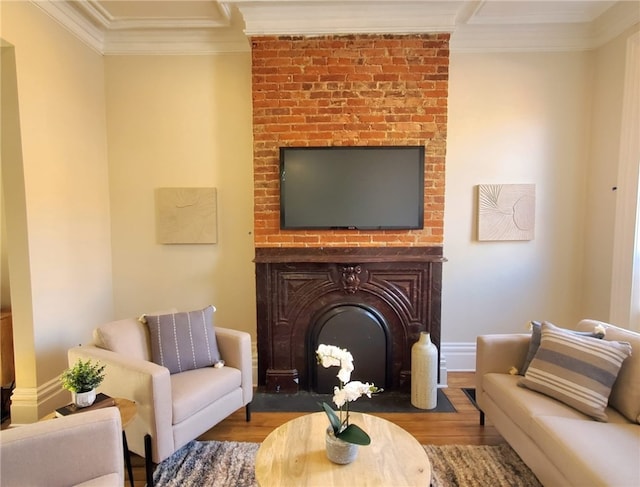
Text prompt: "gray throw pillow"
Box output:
[[145, 305, 221, 374]]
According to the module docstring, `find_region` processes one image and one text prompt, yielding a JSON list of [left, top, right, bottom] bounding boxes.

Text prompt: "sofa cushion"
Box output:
[[520, 320, 605, 375], [577, 319, 640, 424], [145, 306, 221, 374], [519, 322, 632, 421], [170, 366, 241, 424], [529, 415, 640, 487], [484, 373, 591, 435]]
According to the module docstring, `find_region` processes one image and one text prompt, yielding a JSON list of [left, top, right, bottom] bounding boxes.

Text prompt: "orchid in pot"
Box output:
[[316, 344, 382, 463]]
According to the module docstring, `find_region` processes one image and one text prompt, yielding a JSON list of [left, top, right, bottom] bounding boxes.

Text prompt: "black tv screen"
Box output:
[[280, 146, 425, 230]]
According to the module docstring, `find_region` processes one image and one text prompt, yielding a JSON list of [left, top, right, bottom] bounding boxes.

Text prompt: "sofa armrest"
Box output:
[[216, 327, 253, 405], [0, 408, 123, 487], [68, 345, 174, 462], [475, 334, 530, 408]]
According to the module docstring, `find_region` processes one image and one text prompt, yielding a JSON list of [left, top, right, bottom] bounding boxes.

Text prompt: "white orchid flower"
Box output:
[[317, 344, 381, 445], [317, 345, 354, 383]]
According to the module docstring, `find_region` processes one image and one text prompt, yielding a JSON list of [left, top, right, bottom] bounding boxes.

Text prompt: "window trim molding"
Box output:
[[610, 31, 640, 331]]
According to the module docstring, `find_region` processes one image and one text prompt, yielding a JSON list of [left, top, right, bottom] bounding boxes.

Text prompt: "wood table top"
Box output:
[[42, 397, 136, 428], [255, 411, 431, 487]]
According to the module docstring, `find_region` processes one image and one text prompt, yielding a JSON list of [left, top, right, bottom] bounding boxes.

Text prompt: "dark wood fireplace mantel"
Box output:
[[255, 247, 444, 393]]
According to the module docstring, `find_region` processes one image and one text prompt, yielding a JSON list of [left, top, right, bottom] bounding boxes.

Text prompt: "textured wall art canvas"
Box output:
[[477, 184, 535, 241], [156, 188, 217, 244]]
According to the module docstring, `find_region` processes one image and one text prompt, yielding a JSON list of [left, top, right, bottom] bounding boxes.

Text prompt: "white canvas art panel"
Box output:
[[477, 184, 535, 241], [156, 188, 217, 244]]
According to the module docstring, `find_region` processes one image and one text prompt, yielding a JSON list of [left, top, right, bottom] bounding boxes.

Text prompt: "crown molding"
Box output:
[[32, 0, 249, 55], [31, 0, 640, 55], [452, 23, 593, 53], [32, 0, 104, 54], [591, 0, 640, 48], [102, 30, 250, 55], [232, 0, 460, 36], [452, 1, 639, 53], [74, 0, 233, 31]]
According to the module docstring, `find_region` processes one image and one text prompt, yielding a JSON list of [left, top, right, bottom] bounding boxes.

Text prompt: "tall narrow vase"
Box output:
[[411, 332, 438, 409]]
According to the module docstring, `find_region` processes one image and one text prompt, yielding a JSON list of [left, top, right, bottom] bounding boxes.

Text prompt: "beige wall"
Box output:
[[442, 24, 638, 348], [1, 2, 113, 421], [444, 50, 592, 341], [104, 54, 255, 336]]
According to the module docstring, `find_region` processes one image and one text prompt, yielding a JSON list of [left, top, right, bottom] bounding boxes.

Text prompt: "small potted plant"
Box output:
[[60, 359, 106, 408]]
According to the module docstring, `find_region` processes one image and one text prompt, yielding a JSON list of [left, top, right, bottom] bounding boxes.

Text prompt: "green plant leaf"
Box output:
[[321, 402, 341, 433], [336, 423, 371, 445], [60, 359, 105, 393]]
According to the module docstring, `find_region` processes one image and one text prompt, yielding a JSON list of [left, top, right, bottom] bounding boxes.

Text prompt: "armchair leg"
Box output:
[[123, 431, 134, 487], [245, 403, 251, 422], [480, 410, 485, 426], [145, 434, 154, 487]]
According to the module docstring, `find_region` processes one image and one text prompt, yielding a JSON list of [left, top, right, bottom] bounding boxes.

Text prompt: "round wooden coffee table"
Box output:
[[255, 412, 431, 486]]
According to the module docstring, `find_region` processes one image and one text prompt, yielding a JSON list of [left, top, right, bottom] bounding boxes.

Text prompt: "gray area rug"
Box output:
[[153, 440, 542, 487]]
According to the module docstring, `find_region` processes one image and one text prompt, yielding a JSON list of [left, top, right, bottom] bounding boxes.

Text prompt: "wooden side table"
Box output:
[[43, 398, 137, 487], [255, 412, 431, 486]]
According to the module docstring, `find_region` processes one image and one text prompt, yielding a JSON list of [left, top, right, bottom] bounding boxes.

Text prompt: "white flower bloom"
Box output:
[[332, 381, 377, 408], [333, 386, 348, 408], [344, 381, 375, 400], [337, 363, 353, 383], [317, 345, 354, 383]]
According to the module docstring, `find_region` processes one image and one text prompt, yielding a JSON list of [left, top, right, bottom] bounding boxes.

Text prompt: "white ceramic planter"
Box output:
[[325, 427, 358, 464], [73, 389, 96, 408]]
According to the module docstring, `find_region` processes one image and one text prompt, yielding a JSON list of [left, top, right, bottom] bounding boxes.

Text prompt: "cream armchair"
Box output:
[[0, 407, 124, 486], [68, 313, 252, 486]]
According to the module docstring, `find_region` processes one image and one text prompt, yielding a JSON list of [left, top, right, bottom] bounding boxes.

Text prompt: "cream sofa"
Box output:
[[0, 407, 124, 486], [476, 319, 640, 487]]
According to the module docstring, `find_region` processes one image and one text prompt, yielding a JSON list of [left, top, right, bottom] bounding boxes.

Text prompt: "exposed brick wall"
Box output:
[[252, 34, 449, 248]]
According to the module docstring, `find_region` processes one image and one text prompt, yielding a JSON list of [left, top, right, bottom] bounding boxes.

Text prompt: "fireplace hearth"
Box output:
[[255, 247, 444, 393]]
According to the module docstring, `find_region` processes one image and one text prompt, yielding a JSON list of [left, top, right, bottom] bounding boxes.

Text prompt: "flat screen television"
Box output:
[[280, 146, 425, 230]]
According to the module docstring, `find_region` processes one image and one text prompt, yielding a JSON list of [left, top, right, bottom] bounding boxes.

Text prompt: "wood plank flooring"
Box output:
[[126, 372, 504, 486]]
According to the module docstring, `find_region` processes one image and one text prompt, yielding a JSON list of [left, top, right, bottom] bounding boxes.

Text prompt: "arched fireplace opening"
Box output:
[[309, 304, 390, 393]]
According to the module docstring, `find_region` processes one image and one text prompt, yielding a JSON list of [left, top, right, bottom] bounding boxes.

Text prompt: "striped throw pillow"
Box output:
[[520, 320, 606, 375], [145, 305, 221, 374], [519, 322, 632, 421]]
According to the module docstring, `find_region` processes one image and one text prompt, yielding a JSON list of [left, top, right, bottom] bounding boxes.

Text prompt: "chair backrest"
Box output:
[[94, 317, 153, 361], [93, 308, 178, 362], [0, 407, 123, 486]]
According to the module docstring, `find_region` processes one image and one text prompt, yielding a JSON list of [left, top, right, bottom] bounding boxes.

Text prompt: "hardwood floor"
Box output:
[[126, 372, 504, 486]]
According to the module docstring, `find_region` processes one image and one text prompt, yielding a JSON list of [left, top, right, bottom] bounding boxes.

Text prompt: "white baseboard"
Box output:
[[10, 376, 67, 424], [440, 342, 476, 383]]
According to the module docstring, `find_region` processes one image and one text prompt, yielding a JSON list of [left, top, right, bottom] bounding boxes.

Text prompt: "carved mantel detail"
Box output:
[[340, 265, 362, 294], [254, 247, 444, 393]]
